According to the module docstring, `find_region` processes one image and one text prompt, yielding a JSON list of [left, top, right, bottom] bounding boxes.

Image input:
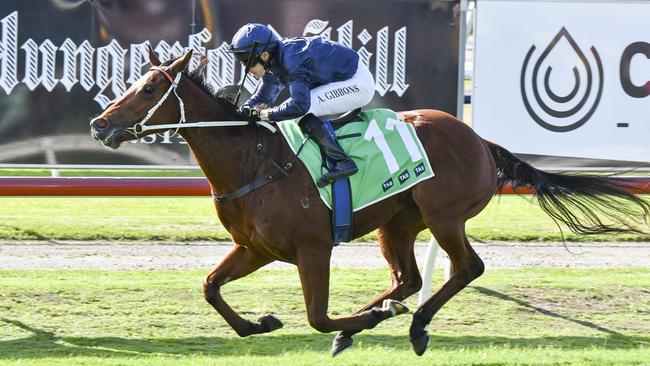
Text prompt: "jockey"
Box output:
[[228, 23, 375, 187]]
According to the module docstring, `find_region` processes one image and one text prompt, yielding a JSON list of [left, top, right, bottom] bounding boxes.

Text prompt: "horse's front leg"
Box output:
[[202, 244, 281, 337], [296, 249, 408, 335], [332, 212, 422, 356]]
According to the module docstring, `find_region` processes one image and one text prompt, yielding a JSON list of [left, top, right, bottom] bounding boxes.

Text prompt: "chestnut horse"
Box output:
[[89, 50, 649, 356]]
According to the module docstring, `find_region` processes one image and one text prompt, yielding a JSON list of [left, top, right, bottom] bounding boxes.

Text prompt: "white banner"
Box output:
[[473, 0, 650, 163]]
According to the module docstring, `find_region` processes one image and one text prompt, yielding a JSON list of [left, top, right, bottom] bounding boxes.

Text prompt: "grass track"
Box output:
[[1, 268, 649, 365], [1, 195, 649, 242]]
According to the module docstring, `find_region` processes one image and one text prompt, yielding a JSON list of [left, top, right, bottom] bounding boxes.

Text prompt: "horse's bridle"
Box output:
[[90, 65, 294, 203], [118, 66, 276, 138]]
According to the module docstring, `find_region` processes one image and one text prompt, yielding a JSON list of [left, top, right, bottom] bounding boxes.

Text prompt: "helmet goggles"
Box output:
[[233, 51, 255, 67], [228, 24, 278, 70]]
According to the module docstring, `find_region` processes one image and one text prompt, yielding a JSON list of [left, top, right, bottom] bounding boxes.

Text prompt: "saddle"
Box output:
[[329, 108, 362, 130]]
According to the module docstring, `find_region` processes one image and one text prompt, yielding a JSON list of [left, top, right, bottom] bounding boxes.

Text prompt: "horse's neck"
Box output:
[[178, 95, 279, 197]]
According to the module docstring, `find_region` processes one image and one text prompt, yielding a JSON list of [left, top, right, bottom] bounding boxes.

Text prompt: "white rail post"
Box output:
[[418, 234, 452, 305]]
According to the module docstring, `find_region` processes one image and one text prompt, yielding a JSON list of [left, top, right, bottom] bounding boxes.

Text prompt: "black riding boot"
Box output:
[[299, 114, 358, 187]]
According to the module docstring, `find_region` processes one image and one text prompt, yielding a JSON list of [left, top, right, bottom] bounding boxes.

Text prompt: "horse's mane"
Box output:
[[161, 57, 239, 116]]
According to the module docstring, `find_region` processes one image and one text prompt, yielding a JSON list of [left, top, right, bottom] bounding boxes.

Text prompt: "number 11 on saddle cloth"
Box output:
[[278, 108, 435, 211]]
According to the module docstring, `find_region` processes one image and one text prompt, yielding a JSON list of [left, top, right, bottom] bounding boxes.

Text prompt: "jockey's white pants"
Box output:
[[307, 60, 375, 117]]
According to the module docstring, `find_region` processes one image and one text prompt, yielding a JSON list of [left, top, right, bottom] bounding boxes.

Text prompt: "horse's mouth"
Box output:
[[91, 128, 130, 149]]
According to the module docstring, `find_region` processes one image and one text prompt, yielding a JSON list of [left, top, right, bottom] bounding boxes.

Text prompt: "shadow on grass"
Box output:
[[472, 286, 625, 336], [2, 318, 648, 360]]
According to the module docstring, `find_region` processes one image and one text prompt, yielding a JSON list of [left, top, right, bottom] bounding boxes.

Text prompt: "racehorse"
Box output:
[[89, 50, 649, 356]]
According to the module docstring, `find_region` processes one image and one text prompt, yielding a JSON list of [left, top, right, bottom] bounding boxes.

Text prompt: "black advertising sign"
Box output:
[[0, 0, 459, 166]]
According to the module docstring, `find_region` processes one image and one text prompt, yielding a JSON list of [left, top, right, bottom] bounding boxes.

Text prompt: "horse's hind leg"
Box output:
[[295, 247, 409, 336], [410, 221, 484, 356], [332, 210, 424, 356], [202, 244, 280, 337]]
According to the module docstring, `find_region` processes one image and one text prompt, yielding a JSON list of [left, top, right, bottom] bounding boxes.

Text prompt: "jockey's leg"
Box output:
[[307, 60, 375, 117], [299, 113, 358, 187], [302, 60, 374, 187]]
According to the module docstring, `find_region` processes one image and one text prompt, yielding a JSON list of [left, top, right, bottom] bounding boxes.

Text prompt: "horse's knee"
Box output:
[[308, 314, 333, 333], [454, 255, 484, 283], [405, 273, 423, 295], [393, 271, 423, 298], [466, 254, 484, 280], [202, 277, 220, 305]]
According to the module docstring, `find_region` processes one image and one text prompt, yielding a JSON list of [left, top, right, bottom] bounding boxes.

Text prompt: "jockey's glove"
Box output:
[[239, 106, 261, 123]]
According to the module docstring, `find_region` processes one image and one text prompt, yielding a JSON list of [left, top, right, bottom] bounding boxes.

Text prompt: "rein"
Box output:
[[133, 66, 303, 203], [126, 66, 276, 137]]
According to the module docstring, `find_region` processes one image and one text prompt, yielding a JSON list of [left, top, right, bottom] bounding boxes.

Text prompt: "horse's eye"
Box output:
[[143, 85, 154, 95]]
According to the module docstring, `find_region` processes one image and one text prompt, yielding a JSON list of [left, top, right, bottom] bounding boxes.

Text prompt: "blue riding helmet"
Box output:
[[228, 23, 280, 66]]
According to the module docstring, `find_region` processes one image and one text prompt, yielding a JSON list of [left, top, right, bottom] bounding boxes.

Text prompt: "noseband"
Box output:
[[124, 66, 276, 137]]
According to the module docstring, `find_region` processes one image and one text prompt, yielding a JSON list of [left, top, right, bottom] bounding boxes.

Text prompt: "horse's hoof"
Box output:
[[258, 314, 283, 333], [410, 332, 430, 356], [382, 299, 410, 316], [331, 333, 353, 357]]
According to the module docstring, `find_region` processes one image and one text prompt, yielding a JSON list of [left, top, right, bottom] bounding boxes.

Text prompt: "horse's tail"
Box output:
[[483, 139, 650, 235]]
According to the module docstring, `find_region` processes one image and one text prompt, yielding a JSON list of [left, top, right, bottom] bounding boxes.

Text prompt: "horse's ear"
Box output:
[[148, 44, 161, 66], [169, 50, 194, 74]]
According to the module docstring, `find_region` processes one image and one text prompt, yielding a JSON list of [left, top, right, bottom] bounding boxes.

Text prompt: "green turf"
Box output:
[[0, 195, 648, 242], [0, 268, 648, 365]]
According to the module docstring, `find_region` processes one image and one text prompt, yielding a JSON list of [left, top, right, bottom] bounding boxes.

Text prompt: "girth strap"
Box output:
[[212, 162, 294, 202], [212, 125, 309, 203]]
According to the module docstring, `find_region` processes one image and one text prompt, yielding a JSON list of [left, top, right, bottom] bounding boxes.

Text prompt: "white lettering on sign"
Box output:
[[0, 12, 411, 108]]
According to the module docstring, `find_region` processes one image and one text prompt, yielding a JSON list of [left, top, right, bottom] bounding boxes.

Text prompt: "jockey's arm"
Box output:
[[241, 74, 284, 109], [264, 80, 311, 122]]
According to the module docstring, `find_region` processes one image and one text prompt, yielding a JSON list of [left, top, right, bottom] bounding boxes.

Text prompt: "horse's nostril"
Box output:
[[92, 117, 109, 130]]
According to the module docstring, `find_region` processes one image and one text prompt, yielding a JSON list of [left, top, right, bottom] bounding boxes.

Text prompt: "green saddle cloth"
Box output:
[[278, 108, 435, 211]]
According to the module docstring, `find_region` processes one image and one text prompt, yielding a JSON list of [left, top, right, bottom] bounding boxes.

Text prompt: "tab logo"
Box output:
[[398, 169, 410, 184], [414, 162, 426, 177], [382, 178, 394, 192]]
